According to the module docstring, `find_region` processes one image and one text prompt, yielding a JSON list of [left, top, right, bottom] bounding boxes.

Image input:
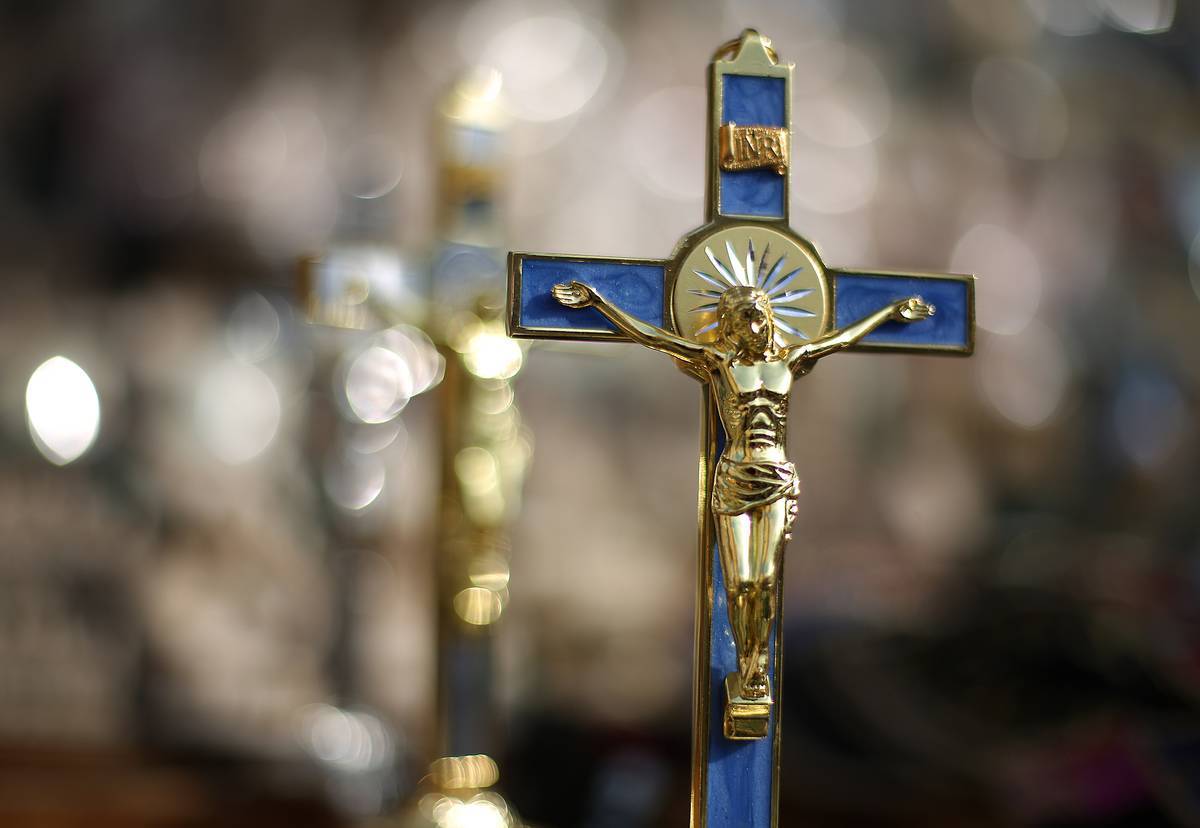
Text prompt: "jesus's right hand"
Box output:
[[894, 296, 935, 322], [552, 281, 596, 309]]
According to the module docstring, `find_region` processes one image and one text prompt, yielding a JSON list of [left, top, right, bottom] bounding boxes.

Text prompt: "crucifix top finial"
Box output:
[[712, 29, 779, 66]]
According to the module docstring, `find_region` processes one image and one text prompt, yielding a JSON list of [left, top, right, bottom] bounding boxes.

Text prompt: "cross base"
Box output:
[[723, 672, 772, 740]]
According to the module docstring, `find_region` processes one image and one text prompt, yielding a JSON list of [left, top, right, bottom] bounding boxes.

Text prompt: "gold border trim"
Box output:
[[689, 387, 717, 828]]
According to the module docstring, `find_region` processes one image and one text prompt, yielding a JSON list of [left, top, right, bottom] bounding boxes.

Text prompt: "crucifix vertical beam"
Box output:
[[694, 33, 791, 828], [506, 29, 974, 828]]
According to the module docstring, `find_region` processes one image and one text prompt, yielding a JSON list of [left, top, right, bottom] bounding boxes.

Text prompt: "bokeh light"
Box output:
[[1024, 0, 1103, 36], [198, 107, 289, 201], [297, 704, 393, 773], [338, 326, 444, 425], [476, 10, 611, 124], [424, 793, 513, 828], [338, 134, 405, 200], [952, 223, 1042, 335], [194, 359, 281, 464], [624, 86, 706, 201], [25, 356, 102, 466], [972, 57, 1068, 160], [1112, 371, 1188, 471], [977, 324, 1071, 429], [790, 141, 878, 214], [226, 292, 282, 363], [343, 344, 415, 424], [1099, 0, 1175, 34], [324, 447, 387, 512], [795, 45, 890, 149], [454, 586, 505, 627], [454, 322, 523, 381]]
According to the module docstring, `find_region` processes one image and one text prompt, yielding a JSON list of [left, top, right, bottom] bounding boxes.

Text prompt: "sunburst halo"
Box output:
[[684, 237, 822, 345]]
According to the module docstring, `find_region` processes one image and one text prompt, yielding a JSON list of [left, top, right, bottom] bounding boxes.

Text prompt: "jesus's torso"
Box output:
[[710, 356, 792, 464]]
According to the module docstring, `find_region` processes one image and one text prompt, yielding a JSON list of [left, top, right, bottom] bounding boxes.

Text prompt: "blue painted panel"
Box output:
[[720, 168, 786, 219], [719, 75, 786, 219], [723, 75, 786, 127], [517, 256, 665, 333], [833, 272, 973, 350], [705, 424, 777, 828]]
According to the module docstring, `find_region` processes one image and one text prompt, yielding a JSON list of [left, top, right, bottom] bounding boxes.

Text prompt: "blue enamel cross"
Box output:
[[506, 30, 974, 827]]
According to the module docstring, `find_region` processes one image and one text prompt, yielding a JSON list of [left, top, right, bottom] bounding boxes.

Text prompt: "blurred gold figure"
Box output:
[[552, 280, 933, 704]]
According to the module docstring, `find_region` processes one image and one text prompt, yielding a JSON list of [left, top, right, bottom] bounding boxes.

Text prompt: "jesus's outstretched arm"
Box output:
[[553, 280, 715, 367], [785, 296, 934, 373]]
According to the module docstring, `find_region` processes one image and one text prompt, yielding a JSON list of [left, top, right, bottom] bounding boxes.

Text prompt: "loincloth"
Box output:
[[712, 457, 800, 516]]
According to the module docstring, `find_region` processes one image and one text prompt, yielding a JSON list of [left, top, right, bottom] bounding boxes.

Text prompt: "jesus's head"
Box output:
[[716, 286, 775, 357]]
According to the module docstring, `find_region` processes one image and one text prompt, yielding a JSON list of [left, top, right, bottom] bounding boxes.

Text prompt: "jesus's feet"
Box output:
[[742, 670, 770, 700]]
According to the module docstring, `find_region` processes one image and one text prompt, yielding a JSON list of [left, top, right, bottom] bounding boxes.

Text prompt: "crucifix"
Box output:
[[506, 30, 975, 827]]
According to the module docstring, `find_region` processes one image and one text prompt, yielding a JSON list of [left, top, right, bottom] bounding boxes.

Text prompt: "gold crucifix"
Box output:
[[507, 29, 974, 827]]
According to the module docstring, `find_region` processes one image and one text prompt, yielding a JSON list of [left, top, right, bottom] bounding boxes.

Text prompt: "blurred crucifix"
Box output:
[[300, 69, 530, 826]]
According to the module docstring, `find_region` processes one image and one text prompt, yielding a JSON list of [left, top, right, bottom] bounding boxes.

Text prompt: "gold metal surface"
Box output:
[[690, 389, 717, 828], [724, 674, 771, 740], [435, 304, 531, 639], [712, 30, 779, 67], [412, 755, 518, 828], [423, 70, 527, 828], [429, 754, 501, 791], [719, 123, 788, 174], [296, 253, 372, 330], [435, 68, 507, 249], [413, 791, 517, 828]]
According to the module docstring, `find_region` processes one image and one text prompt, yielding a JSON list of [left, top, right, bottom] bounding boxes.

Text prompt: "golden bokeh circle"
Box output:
[[671, 224, 830, 347]]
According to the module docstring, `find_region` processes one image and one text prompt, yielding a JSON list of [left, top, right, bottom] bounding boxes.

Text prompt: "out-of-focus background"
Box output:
[[3, 0, 1200, 826]]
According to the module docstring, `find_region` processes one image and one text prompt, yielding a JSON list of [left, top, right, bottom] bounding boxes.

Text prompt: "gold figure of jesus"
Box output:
[[552, 280, 934, 708]]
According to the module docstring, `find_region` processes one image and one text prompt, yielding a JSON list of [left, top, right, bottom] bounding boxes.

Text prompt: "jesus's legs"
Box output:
[[716, 510, 757, 691], [716, 498, 792, 698]]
